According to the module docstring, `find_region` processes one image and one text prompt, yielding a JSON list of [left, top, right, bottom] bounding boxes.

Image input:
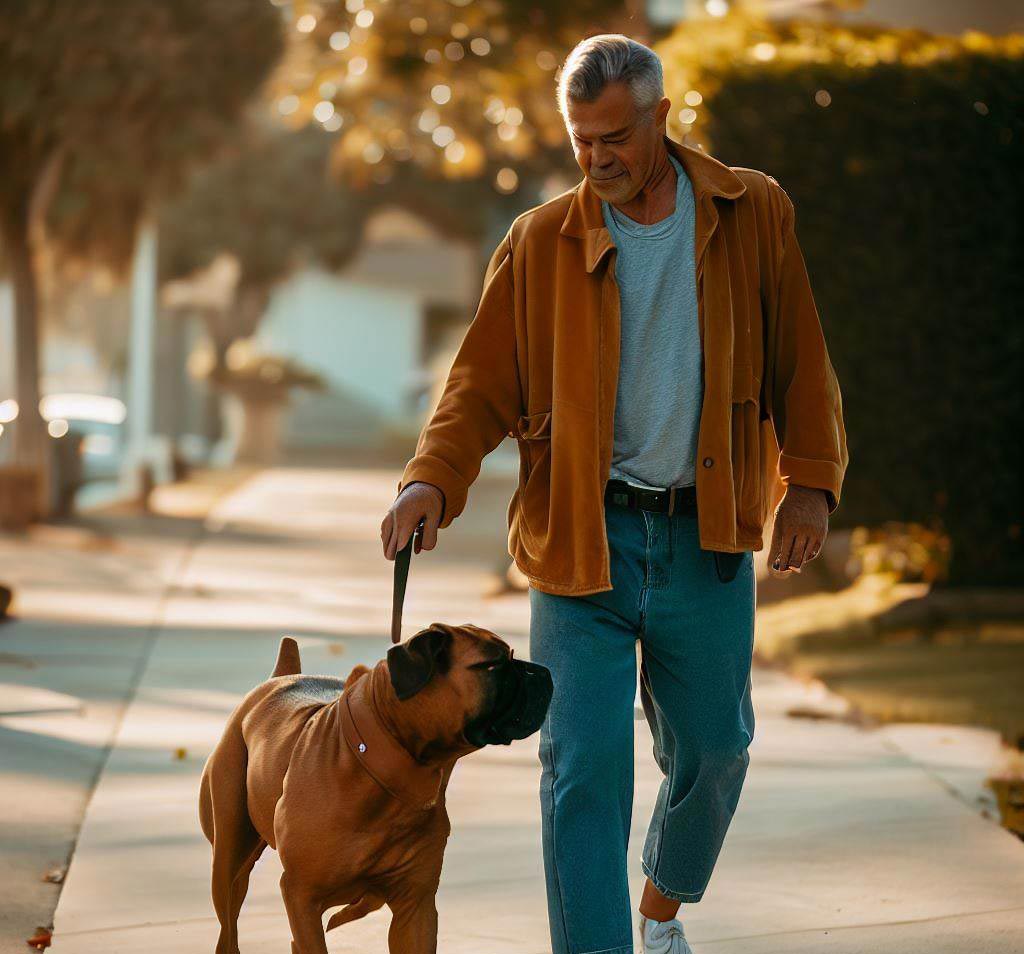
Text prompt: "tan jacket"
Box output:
[[398, 135, 849, 596]]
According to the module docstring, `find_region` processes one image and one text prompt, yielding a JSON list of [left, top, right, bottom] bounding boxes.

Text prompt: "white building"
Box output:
[[256, 204, 517, 471]]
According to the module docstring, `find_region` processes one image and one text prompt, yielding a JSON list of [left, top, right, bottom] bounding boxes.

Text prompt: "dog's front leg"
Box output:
[[386, 889, 439, 954], [281, 874, 328, 954]]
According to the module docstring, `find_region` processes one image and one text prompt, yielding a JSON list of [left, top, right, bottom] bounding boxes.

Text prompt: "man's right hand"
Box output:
[[381, 481, 445, 560]]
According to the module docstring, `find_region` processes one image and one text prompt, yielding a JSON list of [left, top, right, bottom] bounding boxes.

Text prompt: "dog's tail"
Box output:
[[272, 636, 302, 677]]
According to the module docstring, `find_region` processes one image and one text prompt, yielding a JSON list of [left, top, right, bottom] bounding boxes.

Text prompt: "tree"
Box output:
[[656, 12, 1024, 585], [272, 0, 629, 192], [158, 123, 370, 443], [0, 0, 284, 515]]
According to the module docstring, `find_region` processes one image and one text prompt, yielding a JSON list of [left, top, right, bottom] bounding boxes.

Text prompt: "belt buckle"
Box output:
[[640, 487, 661, 511], [624, 481, 666, 512]]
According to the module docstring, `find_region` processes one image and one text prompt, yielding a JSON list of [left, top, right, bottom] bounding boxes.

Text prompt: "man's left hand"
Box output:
[[768, 484, 829, 578]]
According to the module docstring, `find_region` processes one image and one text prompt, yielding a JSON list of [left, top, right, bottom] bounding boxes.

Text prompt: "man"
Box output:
[[381, 33, 848, 954]]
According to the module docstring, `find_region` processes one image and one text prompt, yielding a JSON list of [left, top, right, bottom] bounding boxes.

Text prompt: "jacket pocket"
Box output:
[[515, 410, 552, 442], [515, 410, 552, 540], [730, 364, 763, 533], [714, 550, 747, 583]]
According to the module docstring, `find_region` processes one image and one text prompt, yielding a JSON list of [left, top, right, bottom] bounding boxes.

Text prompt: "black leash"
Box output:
[[391, 518, 425, 644]]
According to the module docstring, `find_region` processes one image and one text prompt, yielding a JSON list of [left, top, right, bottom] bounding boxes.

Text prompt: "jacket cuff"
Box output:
[[397, 455, 468, 529], [778, 453, 842, 514]]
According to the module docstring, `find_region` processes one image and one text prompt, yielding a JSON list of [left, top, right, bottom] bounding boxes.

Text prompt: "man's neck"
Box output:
[[610, 148, 677, 226]]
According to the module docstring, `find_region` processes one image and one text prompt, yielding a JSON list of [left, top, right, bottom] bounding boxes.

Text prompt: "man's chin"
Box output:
[[589, 174, 628, 199]]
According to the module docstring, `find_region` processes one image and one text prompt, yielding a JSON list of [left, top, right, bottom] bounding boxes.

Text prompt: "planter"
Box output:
[[220, 393, 287, 465], [988, 777, 1024, 837]]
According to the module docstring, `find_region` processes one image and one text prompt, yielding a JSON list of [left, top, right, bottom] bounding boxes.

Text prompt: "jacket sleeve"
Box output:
[[766, 181, 849, 514], [396, 230, 523, 528]]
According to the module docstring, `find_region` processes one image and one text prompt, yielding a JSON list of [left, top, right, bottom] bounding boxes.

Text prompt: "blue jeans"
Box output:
[[529, 499, 756, 954]]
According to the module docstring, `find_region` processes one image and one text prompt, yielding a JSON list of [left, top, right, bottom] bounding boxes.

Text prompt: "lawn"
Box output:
[[755, 575, 1024, 745]]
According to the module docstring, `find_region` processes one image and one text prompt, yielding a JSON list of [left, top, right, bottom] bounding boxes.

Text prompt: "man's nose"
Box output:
[[591, 143, 611, 166]]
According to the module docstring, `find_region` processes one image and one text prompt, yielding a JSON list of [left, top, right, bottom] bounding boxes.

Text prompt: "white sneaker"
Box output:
[[638, 913, 693, 954]]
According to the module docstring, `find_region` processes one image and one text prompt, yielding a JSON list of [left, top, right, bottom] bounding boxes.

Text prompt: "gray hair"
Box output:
[[556, 34, 665, 126]]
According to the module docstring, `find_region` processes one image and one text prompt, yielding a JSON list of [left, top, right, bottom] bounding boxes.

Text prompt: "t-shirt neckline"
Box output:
[[603, 154, 691, 240]]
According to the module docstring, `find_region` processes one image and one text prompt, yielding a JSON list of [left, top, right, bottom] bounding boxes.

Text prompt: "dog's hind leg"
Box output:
[[386, 890, 439, 954], [201, 738, 265, 954], [209, 806, 264, 952], [281, 875, 329, 954], [226, 837, 267, 942]]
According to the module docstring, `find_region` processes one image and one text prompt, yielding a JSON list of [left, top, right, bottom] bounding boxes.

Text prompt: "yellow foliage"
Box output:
[[272, 1, 1022, 187], [654, 13, 1023, 148]]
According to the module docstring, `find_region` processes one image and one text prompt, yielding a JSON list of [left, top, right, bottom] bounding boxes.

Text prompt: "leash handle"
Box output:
[[391, 518, 425, 644]]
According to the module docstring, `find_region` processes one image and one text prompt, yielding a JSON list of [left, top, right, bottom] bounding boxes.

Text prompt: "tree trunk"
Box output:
[[199, 337, 230, 450], [2, 208, 50, 519]]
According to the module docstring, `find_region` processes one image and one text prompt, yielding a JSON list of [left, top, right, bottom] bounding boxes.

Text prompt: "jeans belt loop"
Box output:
[[668, 486, 676, 515]]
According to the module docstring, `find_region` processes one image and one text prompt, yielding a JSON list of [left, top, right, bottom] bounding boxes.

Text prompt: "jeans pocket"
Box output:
[[714, 550, 746, 584]]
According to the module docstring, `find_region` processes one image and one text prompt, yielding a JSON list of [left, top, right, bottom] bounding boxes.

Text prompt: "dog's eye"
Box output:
[[472, 659, 504, 671]]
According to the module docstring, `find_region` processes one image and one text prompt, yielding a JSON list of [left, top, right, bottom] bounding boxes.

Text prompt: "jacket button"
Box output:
[[703, 457, 714, 468]]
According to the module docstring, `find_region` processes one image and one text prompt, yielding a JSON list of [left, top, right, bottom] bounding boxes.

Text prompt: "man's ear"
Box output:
[[386, 625, 453, 701]]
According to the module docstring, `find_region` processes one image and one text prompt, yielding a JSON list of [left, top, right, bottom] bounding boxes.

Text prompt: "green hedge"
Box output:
[[706, 51, 1024, 587]]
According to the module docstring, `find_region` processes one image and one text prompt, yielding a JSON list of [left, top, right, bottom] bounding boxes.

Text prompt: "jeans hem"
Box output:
[[640, 858, 705, 903], [578, 945, 633, 954]]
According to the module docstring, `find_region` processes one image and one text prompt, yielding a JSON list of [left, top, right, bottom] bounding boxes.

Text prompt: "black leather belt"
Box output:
[[605, 478, 697, 517]]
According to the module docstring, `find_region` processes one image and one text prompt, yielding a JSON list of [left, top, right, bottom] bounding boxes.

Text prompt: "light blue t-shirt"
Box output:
[[601, 152, 702, 491]]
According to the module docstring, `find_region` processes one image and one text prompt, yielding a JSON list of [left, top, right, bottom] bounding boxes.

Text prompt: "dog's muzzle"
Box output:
[[463, 657, 553, 747]]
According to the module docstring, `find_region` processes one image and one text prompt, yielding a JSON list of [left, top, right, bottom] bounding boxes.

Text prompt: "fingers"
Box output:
[[788, 536, 809, 573], [771, 533, 803, 575], [382, 511, 436, 560], [770, 526, 795, 574], [768, 519, 784, 574], [384, 516, 408, 562], [381, 511, 396, 561], [775, 536, 824, 574], [419, 514, 439, 553]]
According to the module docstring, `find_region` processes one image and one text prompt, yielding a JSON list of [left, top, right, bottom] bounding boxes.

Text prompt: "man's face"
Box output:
[[565, 80, 671, 204]]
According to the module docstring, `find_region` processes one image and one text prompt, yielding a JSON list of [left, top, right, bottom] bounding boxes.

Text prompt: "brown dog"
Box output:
[[199, 622, 552, 954]]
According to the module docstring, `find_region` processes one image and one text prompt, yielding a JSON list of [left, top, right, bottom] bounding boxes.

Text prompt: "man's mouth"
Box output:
[[592, 171, 623, 182]]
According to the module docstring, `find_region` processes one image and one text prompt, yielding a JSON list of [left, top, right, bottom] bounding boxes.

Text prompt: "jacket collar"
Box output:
[[559, 135, 746, 273]]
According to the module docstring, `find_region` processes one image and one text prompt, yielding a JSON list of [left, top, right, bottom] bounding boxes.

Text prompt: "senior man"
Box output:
[[381, 34, 848, 954]]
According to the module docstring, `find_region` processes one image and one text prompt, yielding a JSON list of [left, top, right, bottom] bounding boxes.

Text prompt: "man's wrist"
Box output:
[[788, 483, 832, 510], [405, 480, 446, 523], [407, 480, 444, 500], [789, 483, 826, 496]]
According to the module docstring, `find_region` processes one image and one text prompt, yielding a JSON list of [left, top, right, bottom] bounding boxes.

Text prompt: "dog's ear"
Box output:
[[387, 625, 453, 701]]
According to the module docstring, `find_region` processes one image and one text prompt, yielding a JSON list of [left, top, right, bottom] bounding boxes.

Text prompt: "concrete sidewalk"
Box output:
[[39, 467, 1024, 953]]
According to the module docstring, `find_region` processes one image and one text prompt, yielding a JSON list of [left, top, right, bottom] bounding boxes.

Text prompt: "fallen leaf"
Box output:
[[41, 867, 65, 884], [173, 747, 187, 760], [26, 927, 52, 949]]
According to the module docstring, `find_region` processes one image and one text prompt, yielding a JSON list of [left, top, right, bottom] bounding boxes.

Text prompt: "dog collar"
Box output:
[[340, 674, 444, 812]]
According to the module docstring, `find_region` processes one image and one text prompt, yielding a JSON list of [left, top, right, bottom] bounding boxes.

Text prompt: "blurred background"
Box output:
[[1, 2, 1022, 952]]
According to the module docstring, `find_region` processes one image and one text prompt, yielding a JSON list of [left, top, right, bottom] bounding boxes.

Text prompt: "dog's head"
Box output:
[[386, 622, 552, 755]]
